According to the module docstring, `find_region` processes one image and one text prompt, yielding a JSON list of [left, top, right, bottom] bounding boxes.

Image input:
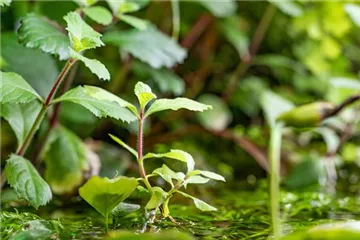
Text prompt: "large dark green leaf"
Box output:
[[42, 126, 89, 195], [103, 27, 187, 69], [5, 155, 52, 209], [17, 14, 71, 60], [79, 176, 138, 217]]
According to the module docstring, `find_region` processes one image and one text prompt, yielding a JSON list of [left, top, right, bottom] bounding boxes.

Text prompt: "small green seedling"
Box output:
[[109, 82, 225, 221]]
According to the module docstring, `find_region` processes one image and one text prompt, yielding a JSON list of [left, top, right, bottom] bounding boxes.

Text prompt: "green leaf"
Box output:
[[0, 0, 11, 7], [64, 11, 104, 52], [132, 61, 185, 96], [134, 81, 156, 110], [109, 134, 137, 158], [5, 155, 52, 209], [143, 150, 195, 173], [70, 49, 110, 80], [270, 1, 303, 17], [183, 175, 209, 188], [260, 90, 294, 128], [1, 33, 59, 99], [345, 4, 360, 27], [145, 98, 212, 118], [118, 15, 150, 30], [326, 77, 360, 104], [106, 230, 195, 240], [197, 0, 237, 17], [111, 202, 140, 218], [17, 14, 71, 60], [0, 71, 43, 103], [107, 0, 149, 15], [1, 101, 42, 148], [83, 6, 113, 25], [52, 85, 137, 123], [42, 126, 89, 195], [152, 164, 184, 187], [146, 187, 167, 210], [103, 26, 187, 69], [199, 170, 225, 182], [176, 190, 217, 211], [197, 94, 232, 131], [79, 176, 138, 217], [74, 0, 98, 7]]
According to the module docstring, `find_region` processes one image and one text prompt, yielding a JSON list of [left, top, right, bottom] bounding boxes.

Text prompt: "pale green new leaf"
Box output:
[[43, 126, 89, 195], [176, 190, 217, 211], [107, 0, 149, 15], [270, 0, 303, 17], [183, 175, 209, 188], [0, 71, 43, 103], [143, 149, 195, 173], [109, 134, 137, 158], [83, 6, 113, 25], [0, 0, 11, 7], [345, 4, 360, 27], [52, 85, 137, 123], [112, 202, 140, 218], [79, 176, 138, 217], [199, 170, 225, 182], [197, 0, 237, 17], [1, 101, 42, 147], [134, 81, 156, 110], [145, 98, 212, 118], [103, 27, 187, 68], [146, 187, 167, 210], [152, 164, 184, 187], [5, 155, 52, 209], [74, 0, 98, 7], [17, 14, 71, 60], [64, 11, 104, 52], [70, 49, 110, 80], [118, 15, 150, 30]]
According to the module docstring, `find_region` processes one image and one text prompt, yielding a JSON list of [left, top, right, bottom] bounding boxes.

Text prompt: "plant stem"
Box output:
[[137, 110, 152, 190], [16, 59, 75, 156], [269, 123, 283, 240], [104, 213, 108, 233], [171, 0, 180, 41]]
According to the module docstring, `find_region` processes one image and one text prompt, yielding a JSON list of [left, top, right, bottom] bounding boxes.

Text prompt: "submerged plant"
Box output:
[[107, 82, 225, 220]]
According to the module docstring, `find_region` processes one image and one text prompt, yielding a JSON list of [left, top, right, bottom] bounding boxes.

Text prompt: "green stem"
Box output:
[[171, 0, 180, 41], [269, 123, 283, 240], [104, 213, 108, 233]]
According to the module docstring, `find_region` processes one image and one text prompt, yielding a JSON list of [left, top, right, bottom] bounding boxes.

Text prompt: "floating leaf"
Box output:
[[261, 90, 294, 128], [197, 94, 232, 131], [106, 0, 149, 15], [103, 27, 187, 69], [0, 71, 43, 103], [79, 176, 138, 218], [132, 61, 185, 96], [146, 187, 167, 210], [0, 101, 42, 147], [112, 202, 140, 218], [53, 86, 137, 123], [5, 155, 52, 209], [74, 0, 98, 7], [70, 49, 110, 80], [145, 98, 212, 117], [345, 3, 360, 27], [270, 1, 303, 17], [118, 15, 150, 30], [64, 11, 104, 52], [83, 6, 113, 25], [143, 150, 195, 173], [17, 14, 71, 60], [176, 190, 217, 211], [42, 126, 89, 195], [109, 134, 137, 158], [134, 81, 156, 110], [197, 0, 237, 17]]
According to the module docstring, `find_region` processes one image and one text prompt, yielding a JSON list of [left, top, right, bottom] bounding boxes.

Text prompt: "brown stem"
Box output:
[[322, 94, 360, 120], [180, 14, 213, 49]]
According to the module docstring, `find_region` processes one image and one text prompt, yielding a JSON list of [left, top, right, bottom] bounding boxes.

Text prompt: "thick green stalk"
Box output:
[[171, 0, 180, 41], [138, 110, 152, 190], [269, 122, 283, 240]]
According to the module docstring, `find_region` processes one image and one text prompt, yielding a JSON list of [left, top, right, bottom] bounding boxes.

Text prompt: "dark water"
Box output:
[[1, 181, 359, 239]]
